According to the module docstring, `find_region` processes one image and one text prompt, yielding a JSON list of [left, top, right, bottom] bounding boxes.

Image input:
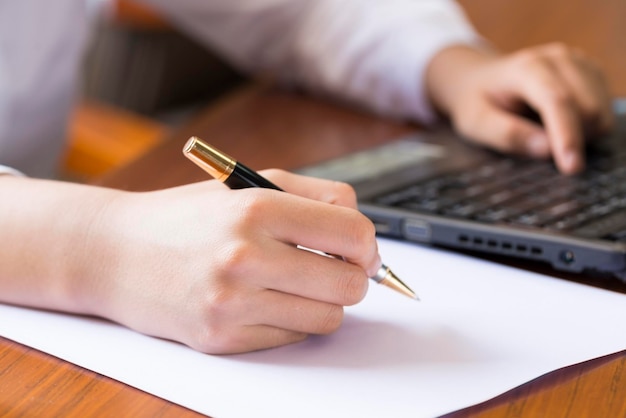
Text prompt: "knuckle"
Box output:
[[545, 86, 572, 106], [261, 168, 287, 183], [352, 215, 377, 246], [454, 108, 483, 140], [457, 109, 523, 155], [454, 121, 475, 143], [315, 304, 344, 334], [349, 217, 378, 262], [544, 41, 571, 58], [235, 191, 270, 226], [193, 326, 225, 354], [194, 326, 238, 354], [262, 167, 285, 177], [513, 43, 572, 68], [512, 48, 543, 67], [332, 181, 357, 202], [336, 268, 368, 305], [202, 287, 236, 323], [192, 290, 241, 353], [498, 119, 523, 148], [339, 213, 376, 254], [218, 240, 258, 279], [455, 109, 508, 150]]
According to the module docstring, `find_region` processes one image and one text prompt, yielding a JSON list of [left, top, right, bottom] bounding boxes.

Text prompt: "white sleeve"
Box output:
[[0, 0, 86, 178], [137, 0, 480, 123], [0, 165, 25, 177]]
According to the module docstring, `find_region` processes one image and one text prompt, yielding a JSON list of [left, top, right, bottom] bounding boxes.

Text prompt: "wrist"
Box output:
[[425, 44, 498, 119], [0, 178, 126, 315], [65, 186, 129, 317]]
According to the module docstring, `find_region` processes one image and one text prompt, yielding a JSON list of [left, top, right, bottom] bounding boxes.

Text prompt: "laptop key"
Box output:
[[442, 200, 491, 218], [536, 199, 586, 222], [399, 197, 457, 213], [546, 216, 586, 232], [509, 213, 544, 227]]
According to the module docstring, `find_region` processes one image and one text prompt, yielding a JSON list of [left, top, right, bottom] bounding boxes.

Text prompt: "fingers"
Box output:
[[229, 326, 308, 354], [548, 47, 614, 134], [213, 207, 370, 306], [242, 190, 381, 277], [458, 103, 551, 159], [260, 168, 358, 209], [190, 273, 353, 354], [111, 178, 379, 355], [180, 188, 379, 355], [444, 43, 613, 174], [192, 290, 345, 354], [237, 237, 370, 305], [252, 289, 346, 335], [181, 177, 380, 354], [191, 323, 308, 354], [509, 58, 585, 173], [504, 44, 611, 173]]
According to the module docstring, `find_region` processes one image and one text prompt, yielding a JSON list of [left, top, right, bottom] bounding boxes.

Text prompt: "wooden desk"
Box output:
[[2, 0, 625, 416]]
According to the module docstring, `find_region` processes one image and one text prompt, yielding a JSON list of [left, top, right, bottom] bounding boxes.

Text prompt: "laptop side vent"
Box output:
[[457, 234, 543, 256]]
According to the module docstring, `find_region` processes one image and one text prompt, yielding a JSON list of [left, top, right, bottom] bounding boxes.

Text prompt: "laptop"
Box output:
[[299, 112, 626, 282]]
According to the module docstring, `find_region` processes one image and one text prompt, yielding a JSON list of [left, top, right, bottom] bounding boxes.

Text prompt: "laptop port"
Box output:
[[559, 250, 576, 265], [404, 219, 431, 242]]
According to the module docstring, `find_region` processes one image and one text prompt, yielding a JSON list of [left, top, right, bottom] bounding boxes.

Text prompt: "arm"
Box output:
[[136, 0, 479, 123], [0, 171, 379, 353], [139, 0, 612, 173]]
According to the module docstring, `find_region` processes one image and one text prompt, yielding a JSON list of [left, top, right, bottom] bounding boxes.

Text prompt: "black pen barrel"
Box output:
[[225, 162, 284, 191]]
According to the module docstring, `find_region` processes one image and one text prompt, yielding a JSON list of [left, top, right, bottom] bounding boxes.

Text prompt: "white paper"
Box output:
[[2, 238, 626, 418]]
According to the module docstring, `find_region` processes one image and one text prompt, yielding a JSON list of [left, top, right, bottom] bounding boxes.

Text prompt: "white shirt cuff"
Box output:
[[0, 165, 26, 177]]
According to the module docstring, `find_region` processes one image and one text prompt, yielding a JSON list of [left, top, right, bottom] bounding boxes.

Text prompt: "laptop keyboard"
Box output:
[[374, 145, 626, 242]]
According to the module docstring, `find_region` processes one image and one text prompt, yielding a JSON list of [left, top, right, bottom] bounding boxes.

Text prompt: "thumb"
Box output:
[[456, 105, 551, 159], [259, 169, 358, 209]]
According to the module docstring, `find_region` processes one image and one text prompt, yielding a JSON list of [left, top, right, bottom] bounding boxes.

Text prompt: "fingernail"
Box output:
[[527, 134, 549, 157]]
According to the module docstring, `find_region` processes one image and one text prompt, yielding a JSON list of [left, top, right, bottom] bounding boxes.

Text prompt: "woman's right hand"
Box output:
[[84, 170, 380, 354]]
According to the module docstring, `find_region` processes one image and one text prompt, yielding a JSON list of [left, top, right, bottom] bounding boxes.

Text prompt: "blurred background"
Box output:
[[66, 0, 625, 182], [65, 0, 244, 181]]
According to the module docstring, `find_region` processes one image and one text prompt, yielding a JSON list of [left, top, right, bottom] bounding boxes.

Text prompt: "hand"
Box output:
[[425, 43, 613, 174], [81, 170, 380, 354]]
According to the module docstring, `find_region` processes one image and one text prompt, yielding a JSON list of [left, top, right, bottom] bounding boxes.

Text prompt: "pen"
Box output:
[[183, 136, 418, 300]]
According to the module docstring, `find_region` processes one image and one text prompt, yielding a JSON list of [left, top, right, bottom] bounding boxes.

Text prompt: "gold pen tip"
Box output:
[[376, 266, 420, 301]]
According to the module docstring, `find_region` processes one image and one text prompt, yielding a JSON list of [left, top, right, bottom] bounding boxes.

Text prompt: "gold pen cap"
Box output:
[[183, 136, 236, 181]]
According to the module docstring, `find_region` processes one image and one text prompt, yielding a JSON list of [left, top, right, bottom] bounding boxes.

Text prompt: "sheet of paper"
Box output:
[[2, 238, 626, 418]]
